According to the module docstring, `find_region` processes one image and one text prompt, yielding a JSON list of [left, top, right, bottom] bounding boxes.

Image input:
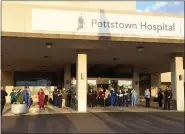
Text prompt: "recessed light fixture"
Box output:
[[136, 46, 144, 52], [46, 43, 52, 48], [113, 57, 119, 61], [44, 56, 49, 58], [7, 65, 11, 68]]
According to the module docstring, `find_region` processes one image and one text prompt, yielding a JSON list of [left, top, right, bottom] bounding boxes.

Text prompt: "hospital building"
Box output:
[[1, 1, 184, 112]]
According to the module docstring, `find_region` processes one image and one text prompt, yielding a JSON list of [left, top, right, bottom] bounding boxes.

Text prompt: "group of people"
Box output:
[[1, 86, 74, 114], [1, 86, 33, 115], [10, 87, 33, 107], [143, 86, 173, 110], [157, 87, 173, 110], [49, 88, 72, 108], [87, 88, 138, 108], [29, 87, 73, 109], [0, 85, 174, 115]]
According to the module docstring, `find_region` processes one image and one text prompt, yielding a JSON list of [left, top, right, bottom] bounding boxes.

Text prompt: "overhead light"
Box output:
[[113, 57, 119, 61], [46, 43, 52, 48], [136, 46, 144, 52], [44, 56, 49, 58], [7, 65, 11, 68]]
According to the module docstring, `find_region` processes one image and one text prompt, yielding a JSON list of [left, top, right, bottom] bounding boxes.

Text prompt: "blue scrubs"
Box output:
[[110, 90, 116, 106], [10, 92, 16, 103]]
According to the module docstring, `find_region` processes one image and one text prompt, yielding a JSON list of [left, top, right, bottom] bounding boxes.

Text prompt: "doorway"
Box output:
[[97, 84, 109, 92]]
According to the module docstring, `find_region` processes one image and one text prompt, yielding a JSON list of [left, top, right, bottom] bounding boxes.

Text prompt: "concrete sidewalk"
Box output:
[[3, 103, 173, 116], [2, 104, 75, 116], [3, 104, 176, 116]]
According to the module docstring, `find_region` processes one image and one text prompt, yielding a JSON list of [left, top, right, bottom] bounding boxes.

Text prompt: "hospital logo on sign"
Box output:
[[77, 14, 85, 31]]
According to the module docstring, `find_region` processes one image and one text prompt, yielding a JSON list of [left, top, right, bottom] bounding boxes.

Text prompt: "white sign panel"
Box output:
[[32, 8, 184, 38]]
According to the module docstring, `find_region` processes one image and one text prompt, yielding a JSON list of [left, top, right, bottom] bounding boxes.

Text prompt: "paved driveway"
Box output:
[[2, 112, 184, 133]]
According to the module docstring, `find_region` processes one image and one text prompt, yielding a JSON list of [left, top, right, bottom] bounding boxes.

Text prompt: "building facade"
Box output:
[[1, 2, 184, 111]]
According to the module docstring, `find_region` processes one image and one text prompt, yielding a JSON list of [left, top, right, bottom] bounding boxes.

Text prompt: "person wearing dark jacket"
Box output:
[[1, 87, 8, 115], [122, 89, 129, 107], [158, 88, 164, 108], [116, 89, 122, 106], [53, 89, 58, 106], [93, 89, 98, 107], [66, 89, 72, 107], [88, 89, 94, 107], [164, 87, 172, 110], [58, 89, 63, 108]]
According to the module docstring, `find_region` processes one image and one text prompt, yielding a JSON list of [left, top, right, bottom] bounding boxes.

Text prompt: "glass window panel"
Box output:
[[47, 80, 52, 86], [118, 80, 133, 89], [16, 80, 26, 86], [37, 79, 48, 86], [26, 81, 37, 86]]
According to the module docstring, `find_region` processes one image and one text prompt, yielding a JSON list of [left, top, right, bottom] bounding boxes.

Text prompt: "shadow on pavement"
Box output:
[[2, 111, 184, 133], [2, 107, 77, 133], [105, 112, 184, 133], [91, 112, 126, 133], [91, 112, 184, 133]]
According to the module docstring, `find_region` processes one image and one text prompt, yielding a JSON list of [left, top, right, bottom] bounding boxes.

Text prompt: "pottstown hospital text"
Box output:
[[91, 19, 175, 33]]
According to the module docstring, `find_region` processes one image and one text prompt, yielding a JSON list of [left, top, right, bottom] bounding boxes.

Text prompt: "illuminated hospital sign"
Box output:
[[32, 9, 184, 38]]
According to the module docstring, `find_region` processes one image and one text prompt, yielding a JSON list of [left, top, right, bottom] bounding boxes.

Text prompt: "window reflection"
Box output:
[[118, 80, 133, 89], [16, 80, 26, 86], [15, 79, 51, 86], [37, 79, 48, 86], [26, 80, 37, 86]]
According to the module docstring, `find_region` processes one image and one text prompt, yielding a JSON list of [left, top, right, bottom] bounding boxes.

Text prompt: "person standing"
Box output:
[[38, 89, 45, 110], [1, 87, 8, 115], [61, 88, 67, 108], [88, 89, 94, 107], [58, 89, 63, 108], [23, 86, 29, 106], [110, 88, 116, 106], [144, 89, 150, 107], [123, 89, 129, 107], [158, 88, 164, 108], [44, 88, 49, 106], [99, 89, 105, 107], [27, 92, 33, 109], [66, 88, 72, 107], [164, 87, 172, 110], [10, 89, 16, 104], [116, 89, 123, 107], [93, 88, 98, 107], [104, 89, 110, 107], [53, 89, 58, 107], [131, 88, 137, 107]]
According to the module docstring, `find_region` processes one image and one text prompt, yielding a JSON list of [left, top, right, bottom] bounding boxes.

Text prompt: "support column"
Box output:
[[171, 56, 184, 111], [76, 52, 87, 112], [151, 73, 161, 97], [64, 64, 71, 90], [133, 71, 140, 104]]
